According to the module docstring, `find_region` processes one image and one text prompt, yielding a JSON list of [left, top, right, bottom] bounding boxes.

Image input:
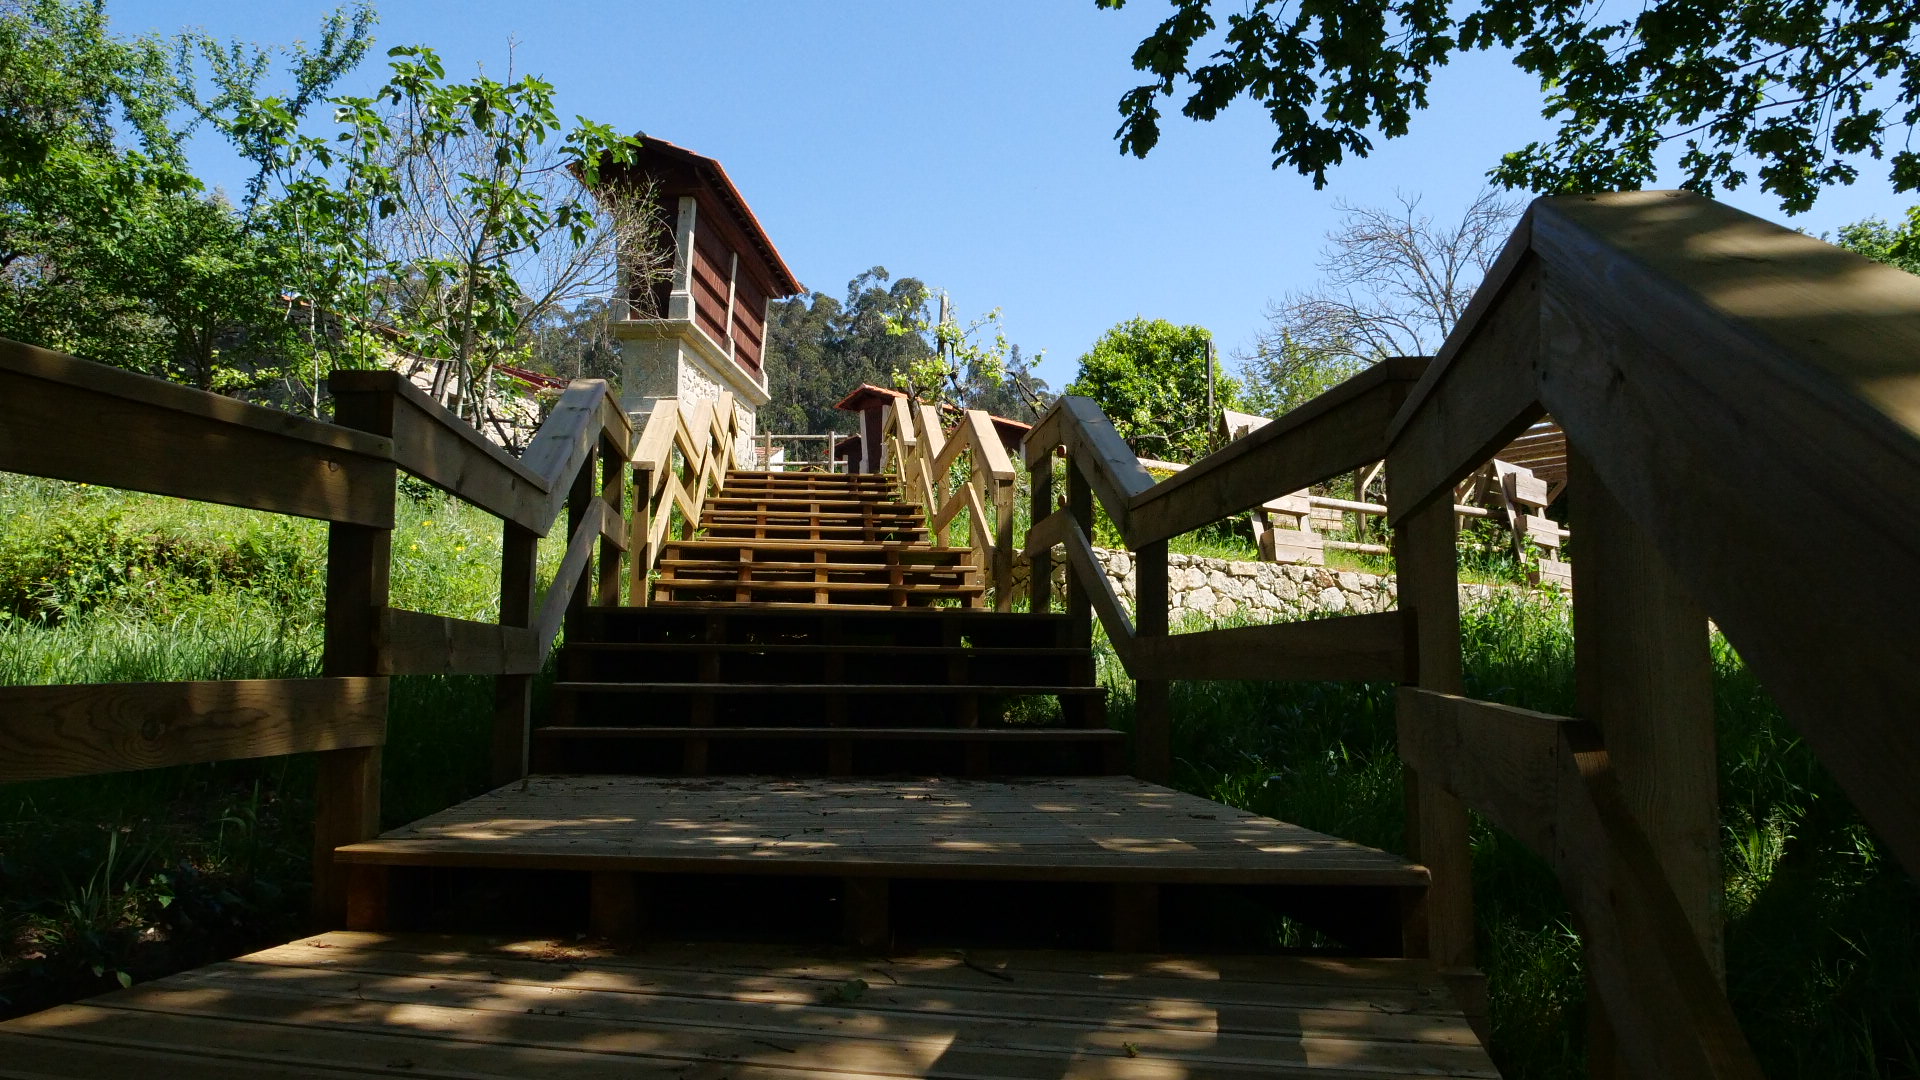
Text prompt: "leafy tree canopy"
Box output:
[[1834, 205, 1920, 273], [1066, 316, 1239, 462], [1098, 0, 1920, 212]]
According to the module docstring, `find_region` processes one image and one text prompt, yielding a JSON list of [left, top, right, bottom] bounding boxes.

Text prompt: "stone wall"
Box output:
[[1010, 548, 1510, 623]]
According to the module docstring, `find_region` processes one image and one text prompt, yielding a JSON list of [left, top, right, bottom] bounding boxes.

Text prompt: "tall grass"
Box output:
[[1101, 594, 1919, 1078], [0, 474, 557, 1013]]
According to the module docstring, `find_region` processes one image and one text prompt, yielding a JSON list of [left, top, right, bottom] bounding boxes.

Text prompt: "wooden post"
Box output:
[[492, 522, 538, 786], [1065, 459, 1094, 651], [314, 384, 395, 927], [596, 430, 626, 606], [629, 463, 652, 608], [564, 446, 597, 641], [992, 476, 1015, 613], [1134, 540, 1171, 783], [1388, 478, 1476, 977], [1029, 455, 1054, 615], [1569, 448, 1722, 1075]]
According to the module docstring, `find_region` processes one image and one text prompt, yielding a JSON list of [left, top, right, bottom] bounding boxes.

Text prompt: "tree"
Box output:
[[1257, 189, 1520, 361], [1098, 0, 1920, 212], [1834, 206, 1920, 274], [1066, 317, 1239, 462], [761, 268, 937, 436], [961, 344, 1055, 418]]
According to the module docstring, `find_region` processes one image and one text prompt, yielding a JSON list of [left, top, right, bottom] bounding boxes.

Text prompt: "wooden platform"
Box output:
[[0, 931, 1499, 1078], [336, 776, 1426, 887]]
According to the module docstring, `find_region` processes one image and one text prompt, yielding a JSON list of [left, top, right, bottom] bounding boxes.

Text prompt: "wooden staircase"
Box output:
[[651, 469, 984, 608]]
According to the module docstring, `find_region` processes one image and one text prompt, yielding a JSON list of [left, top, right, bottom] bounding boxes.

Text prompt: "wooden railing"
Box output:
[[0, 341, 632, 927], [880, 394, 1017, 609], [626, 393, 739, 604], [1023, 190, 1920, 1077]]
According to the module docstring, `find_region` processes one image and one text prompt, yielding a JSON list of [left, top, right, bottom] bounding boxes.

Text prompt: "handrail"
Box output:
[[1017, 189, 1920, 1074], [626, 393, 740, 603], [881, 396, 1017, 610], [0, 339, 635, 927]]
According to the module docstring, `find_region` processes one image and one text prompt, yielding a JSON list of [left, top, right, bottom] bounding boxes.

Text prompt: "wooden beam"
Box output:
[[0, 678, 385, 783], [1062, 397, 1157, 530], [493, 522, 538, 787], [1391, 480, 1474, 974], [531, 500, 609, 662], [1569, 449, 1722, 979], [1397, 689, 1764, 1080], [1531, 191, 1920, 880], [1129, 612, 1406, 683], [520, 379, 612, 526], [1384, 260, 1546, 524], [0, 356, 392, 528], [1132, 541, 1171, 783], [1130, 362, 1423, 546], [329, 370, 550, 533], [381, 608, 539, 676]]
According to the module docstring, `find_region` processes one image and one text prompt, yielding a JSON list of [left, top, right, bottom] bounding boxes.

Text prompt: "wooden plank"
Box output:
[[1383, 259, 1546, 523], [381, 608, 538, 676], [1129, 362, 1423, 546], [519, 379, 612, 526], [530, 500, 608, 661], [1568, 449, 1722, 979], [1133, 540, 1171, 782], [1129, 612, 1405, 683], [1390, 481, 1474, 975], [1061, 396, 1157, 530], [329, 370, 550, 532], [0, 679, 385, 783], [1396, 690, 1762, 1080], [1532, 192, 1920, 880], [0, 365, 393, 528]]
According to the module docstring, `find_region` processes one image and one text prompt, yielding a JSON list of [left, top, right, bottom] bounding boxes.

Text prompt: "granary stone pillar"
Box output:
[[597, 135, 803, 464]]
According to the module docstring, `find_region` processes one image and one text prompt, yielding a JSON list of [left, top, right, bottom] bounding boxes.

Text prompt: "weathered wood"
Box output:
[[1065, 458, 1095, 649], [1133, 540, 1171, 783], [1131, 361, 1424, 546], [1396, 690, 1763, 1080], [329, 370, 550, 532], [493, 523, 538, 786], [0, 679, 386, 783], [1531, 191, 1920, 880], [1029, 456, 1055, 614], [1568, 449, 1722, 979], [0, 352, 392, 527], [381, 608, 539, 676], [521, 379, 613, 526], [1129, 612, 1406, 683], [313, 387, 396, 928], [1391, 483, 1474, 973], [0, 931, 1500, 1079], [1383, 260, 1545, 523], [532, 500, 609, 659]]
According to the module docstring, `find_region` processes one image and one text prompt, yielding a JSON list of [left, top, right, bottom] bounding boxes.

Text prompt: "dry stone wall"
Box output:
[[1010, 548, 1511, 623]]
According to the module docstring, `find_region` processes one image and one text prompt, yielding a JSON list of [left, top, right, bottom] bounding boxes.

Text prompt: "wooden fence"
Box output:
[[1022, 190, 1920, 1078], [0, 343, 633, 925], [627, 394, 740, 604], [880, 393, 1017, 610]]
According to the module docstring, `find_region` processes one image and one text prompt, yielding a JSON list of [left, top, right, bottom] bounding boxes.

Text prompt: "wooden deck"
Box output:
[[335, 776, 1428, 887], [0, 932, 1498, 1078]]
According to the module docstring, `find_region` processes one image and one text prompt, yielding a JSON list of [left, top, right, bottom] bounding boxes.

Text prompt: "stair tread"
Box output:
[[534, 726, 1120, 739], [663, 538, 968, 554], [658, 558, 975, 573], [563, 642, 1090, 656], [654, 580, 982, 594], [556, 681, 1101, 694]]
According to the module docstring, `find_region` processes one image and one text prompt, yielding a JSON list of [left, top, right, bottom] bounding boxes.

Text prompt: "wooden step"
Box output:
[[558, 641, 1095, 691], [698, 510, 929, 526], [697, 523, 930, 538], [553, 681, 1105, 698], [656, 558, 973, 576], [663, 538, 969, 558], [707, 497, 921, 511], [651, 580, 983, 606]]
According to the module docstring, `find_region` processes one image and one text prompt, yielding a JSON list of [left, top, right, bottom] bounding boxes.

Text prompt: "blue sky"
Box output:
[[112, 0, 1912, 394]]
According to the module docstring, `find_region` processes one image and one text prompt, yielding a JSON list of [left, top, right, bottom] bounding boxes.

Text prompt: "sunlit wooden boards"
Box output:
[[0, 931, 1499, 1078]]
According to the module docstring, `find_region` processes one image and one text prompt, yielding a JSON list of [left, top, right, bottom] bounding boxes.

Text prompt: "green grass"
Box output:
[[1099, 595, 1920, 1078], [0, 474, 561, 1014]]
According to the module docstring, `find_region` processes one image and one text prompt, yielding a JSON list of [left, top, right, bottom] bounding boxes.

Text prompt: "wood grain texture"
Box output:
[[335, 775, 1430, 887], [1128, 612, 1405, 683], [1131, 359, 1425, 546], [1531, 192, 1920, 880], [1382, 259, 1545, 524], [1397, 690, 1762, 1080], [0, 679, 386, 782], [329, 370, 549, 532], [0, 931, 1498, 1079], [381, 608, 538, 676], [0, 366, 392, 528]]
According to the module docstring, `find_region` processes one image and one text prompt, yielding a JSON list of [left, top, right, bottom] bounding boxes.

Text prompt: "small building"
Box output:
[[832, 383, 1031, 472], [597, 135, 803, 460]]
